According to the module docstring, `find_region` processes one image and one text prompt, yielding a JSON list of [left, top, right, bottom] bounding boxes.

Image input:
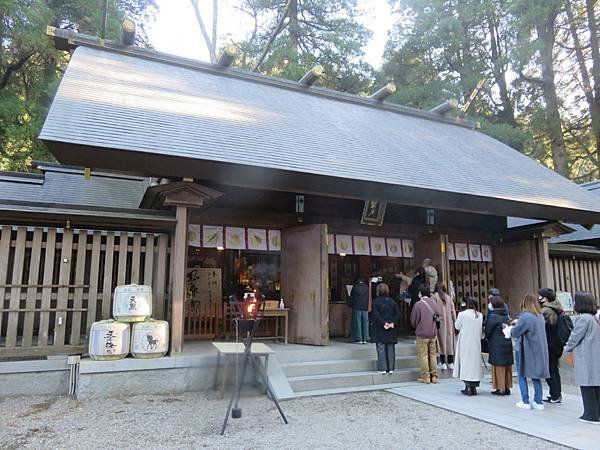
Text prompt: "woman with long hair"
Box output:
[[564, 292, 600, 424], [485, 295, 514, 395], [371, 283, 400, 374], [453, 297, 483, 396], [433, 282, 456, 370], [510, 293, 549, 410]]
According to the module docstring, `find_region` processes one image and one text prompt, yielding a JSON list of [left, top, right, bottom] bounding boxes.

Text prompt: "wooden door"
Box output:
[[281, 224, 329, 345]]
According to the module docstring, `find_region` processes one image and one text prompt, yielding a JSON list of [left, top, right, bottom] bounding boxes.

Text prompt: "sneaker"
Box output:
[[516, 401, 531, 410], [387, 370, 394, 374], [579, 417, 600, 425], [543, 396, 562, 404], [378, 370, 386, 374], [531, 402, 544, 410], [447, 363, 454, 370]]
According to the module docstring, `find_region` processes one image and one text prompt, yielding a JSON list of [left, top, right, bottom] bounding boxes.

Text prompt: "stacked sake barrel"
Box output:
[[89, 284, 169, 361]]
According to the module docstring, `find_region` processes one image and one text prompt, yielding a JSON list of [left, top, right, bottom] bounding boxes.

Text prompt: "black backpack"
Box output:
[[556, 312, 573, 345]]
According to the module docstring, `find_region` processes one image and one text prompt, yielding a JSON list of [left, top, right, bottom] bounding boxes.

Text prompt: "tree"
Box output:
[[383, 0, 528, 150], [511, 0, 569, 177], [190, 0, 219, 63], [233, 0, 374, 94], [0, 0, 157, 171]]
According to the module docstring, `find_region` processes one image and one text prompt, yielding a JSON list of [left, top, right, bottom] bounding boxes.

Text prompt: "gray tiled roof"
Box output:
[[0, 163, 148, 209], [0, 163, 173, 222], [40, 46, 600, 222]]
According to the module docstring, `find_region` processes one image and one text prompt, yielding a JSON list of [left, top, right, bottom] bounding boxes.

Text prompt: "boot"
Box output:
[[461, 383, 472, 396], [470, 387, 477, 396]]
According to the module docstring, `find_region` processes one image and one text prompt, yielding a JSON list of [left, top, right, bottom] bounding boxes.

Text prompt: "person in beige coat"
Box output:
[[433, 282, 456, 370], [454, 297, 484, 396]]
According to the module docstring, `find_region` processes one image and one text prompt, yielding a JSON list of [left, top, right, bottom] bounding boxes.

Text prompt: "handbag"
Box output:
[[422, 298, 441, 330], [564, 352, 574, 368]]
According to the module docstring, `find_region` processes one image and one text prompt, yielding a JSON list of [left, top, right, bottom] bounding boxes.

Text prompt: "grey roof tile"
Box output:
[[39, 46, 600, 219]]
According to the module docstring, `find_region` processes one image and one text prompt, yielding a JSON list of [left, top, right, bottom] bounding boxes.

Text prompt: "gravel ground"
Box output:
[[0, 390, 567, 450]]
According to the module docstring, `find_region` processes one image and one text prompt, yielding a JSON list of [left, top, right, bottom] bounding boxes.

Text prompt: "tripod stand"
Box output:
[[220, 295, 288, 435]]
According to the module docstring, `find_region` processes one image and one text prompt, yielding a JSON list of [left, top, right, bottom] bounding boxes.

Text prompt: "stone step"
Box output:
[[288, 368, 421, 392], [276, 343, 416, 364], [282, 356, 418, 377]]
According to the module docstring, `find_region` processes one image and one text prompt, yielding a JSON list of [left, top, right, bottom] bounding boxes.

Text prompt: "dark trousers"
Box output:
[[546, 349, 562, 400], [440, 354, 454, 364], [580, 386, 600, 422], [376, 343, 396, 372]]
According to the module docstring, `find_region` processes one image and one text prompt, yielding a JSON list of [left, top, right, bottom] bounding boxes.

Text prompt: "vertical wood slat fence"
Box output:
[[449, 260, 495, 314], [550, 257, 600, 301], [0, 225, 170, 358]]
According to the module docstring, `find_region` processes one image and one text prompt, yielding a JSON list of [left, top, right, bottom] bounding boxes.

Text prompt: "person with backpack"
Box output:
[[410, 284, 442, 384], [539, 288, 571, 404], [564, 292, 600, 424]]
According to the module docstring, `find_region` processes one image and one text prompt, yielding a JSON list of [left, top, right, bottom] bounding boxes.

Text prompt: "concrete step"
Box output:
[[282, 356, 418, 377], [276, 343, 416, 364], [288, 368, 420, 392]]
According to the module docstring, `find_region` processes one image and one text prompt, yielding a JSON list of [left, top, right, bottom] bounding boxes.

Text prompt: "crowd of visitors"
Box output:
[[353, 259, 600, 425]]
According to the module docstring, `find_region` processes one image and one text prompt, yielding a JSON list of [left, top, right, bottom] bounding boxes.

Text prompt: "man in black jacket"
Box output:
[[349, 278, 369, 344], [539, 287, 563, 403]]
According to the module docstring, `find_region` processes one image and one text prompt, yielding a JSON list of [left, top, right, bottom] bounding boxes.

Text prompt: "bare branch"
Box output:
[[253, 0, 293, 72], [0, 51, 35, 89], [190, 0, 217, 63]]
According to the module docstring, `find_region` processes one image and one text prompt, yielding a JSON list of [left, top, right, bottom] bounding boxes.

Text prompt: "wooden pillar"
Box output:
[[140, 181, 225, 354], [535, 237, 552, 289], [170, 205, 189, 354], [414, 233, 449, 284]]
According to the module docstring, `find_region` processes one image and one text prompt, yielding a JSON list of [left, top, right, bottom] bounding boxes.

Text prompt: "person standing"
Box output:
[[410, 284, 442, 384], [564, 292, 600, 424], [539, 287, 564, 404], [454, 297, 484, 396], [485, 295, 514, 395], [423, 258, 438, 292], [510, 293, 550, 410], [348, 278, 369, 344], [432, 282, 456, 370], [397, 267, 427, 321], [372, 283, 400, 374]]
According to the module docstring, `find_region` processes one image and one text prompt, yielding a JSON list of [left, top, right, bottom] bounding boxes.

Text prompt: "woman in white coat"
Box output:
[[454, 297, 484, 396]]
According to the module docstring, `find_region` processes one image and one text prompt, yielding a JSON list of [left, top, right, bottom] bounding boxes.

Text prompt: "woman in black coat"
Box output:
[[372, 283, 400, 374], [484, 295, 514, 395]]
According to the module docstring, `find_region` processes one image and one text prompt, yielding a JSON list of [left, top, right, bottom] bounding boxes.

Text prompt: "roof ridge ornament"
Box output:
[[218, 45, 237, 67], [429, 99, 458, 116], [299, 65, 324, 87], [369, 83, 396, 102]]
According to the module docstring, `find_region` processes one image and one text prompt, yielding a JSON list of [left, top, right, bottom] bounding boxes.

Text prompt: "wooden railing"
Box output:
[[0, 225, 170, 358]]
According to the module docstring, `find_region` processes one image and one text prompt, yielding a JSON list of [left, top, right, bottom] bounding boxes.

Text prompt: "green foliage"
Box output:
[[0, 0, 157, 171], [235, 0, 374, 94]]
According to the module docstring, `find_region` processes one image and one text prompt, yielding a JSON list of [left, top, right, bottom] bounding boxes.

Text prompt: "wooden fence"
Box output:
[[550, 257, 600, 301], [449, 260, 495, 314], [0, 225, 170, 358]]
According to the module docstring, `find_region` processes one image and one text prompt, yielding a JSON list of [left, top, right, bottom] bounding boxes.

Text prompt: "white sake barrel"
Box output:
[[113, 284, 152, 322], [131, 319, 169, 359], [89, 320, 130, 361]]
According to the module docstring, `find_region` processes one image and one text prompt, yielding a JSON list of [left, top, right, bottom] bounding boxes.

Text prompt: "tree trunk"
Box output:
[[288, 0, 299, 61], [487, 13, 517, 127], [585, 0, 600, 157], [566, 0, 600, 169], [537, 13, 570, 177]]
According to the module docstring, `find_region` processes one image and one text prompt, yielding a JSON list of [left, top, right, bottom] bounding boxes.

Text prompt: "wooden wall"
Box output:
[[0, 225, 170, 358]]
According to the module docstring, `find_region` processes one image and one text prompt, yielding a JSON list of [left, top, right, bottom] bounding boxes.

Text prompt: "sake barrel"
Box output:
[[89, 320, 130, 361], [113, 284, 152, 322], [131, 319, 169, 359]]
